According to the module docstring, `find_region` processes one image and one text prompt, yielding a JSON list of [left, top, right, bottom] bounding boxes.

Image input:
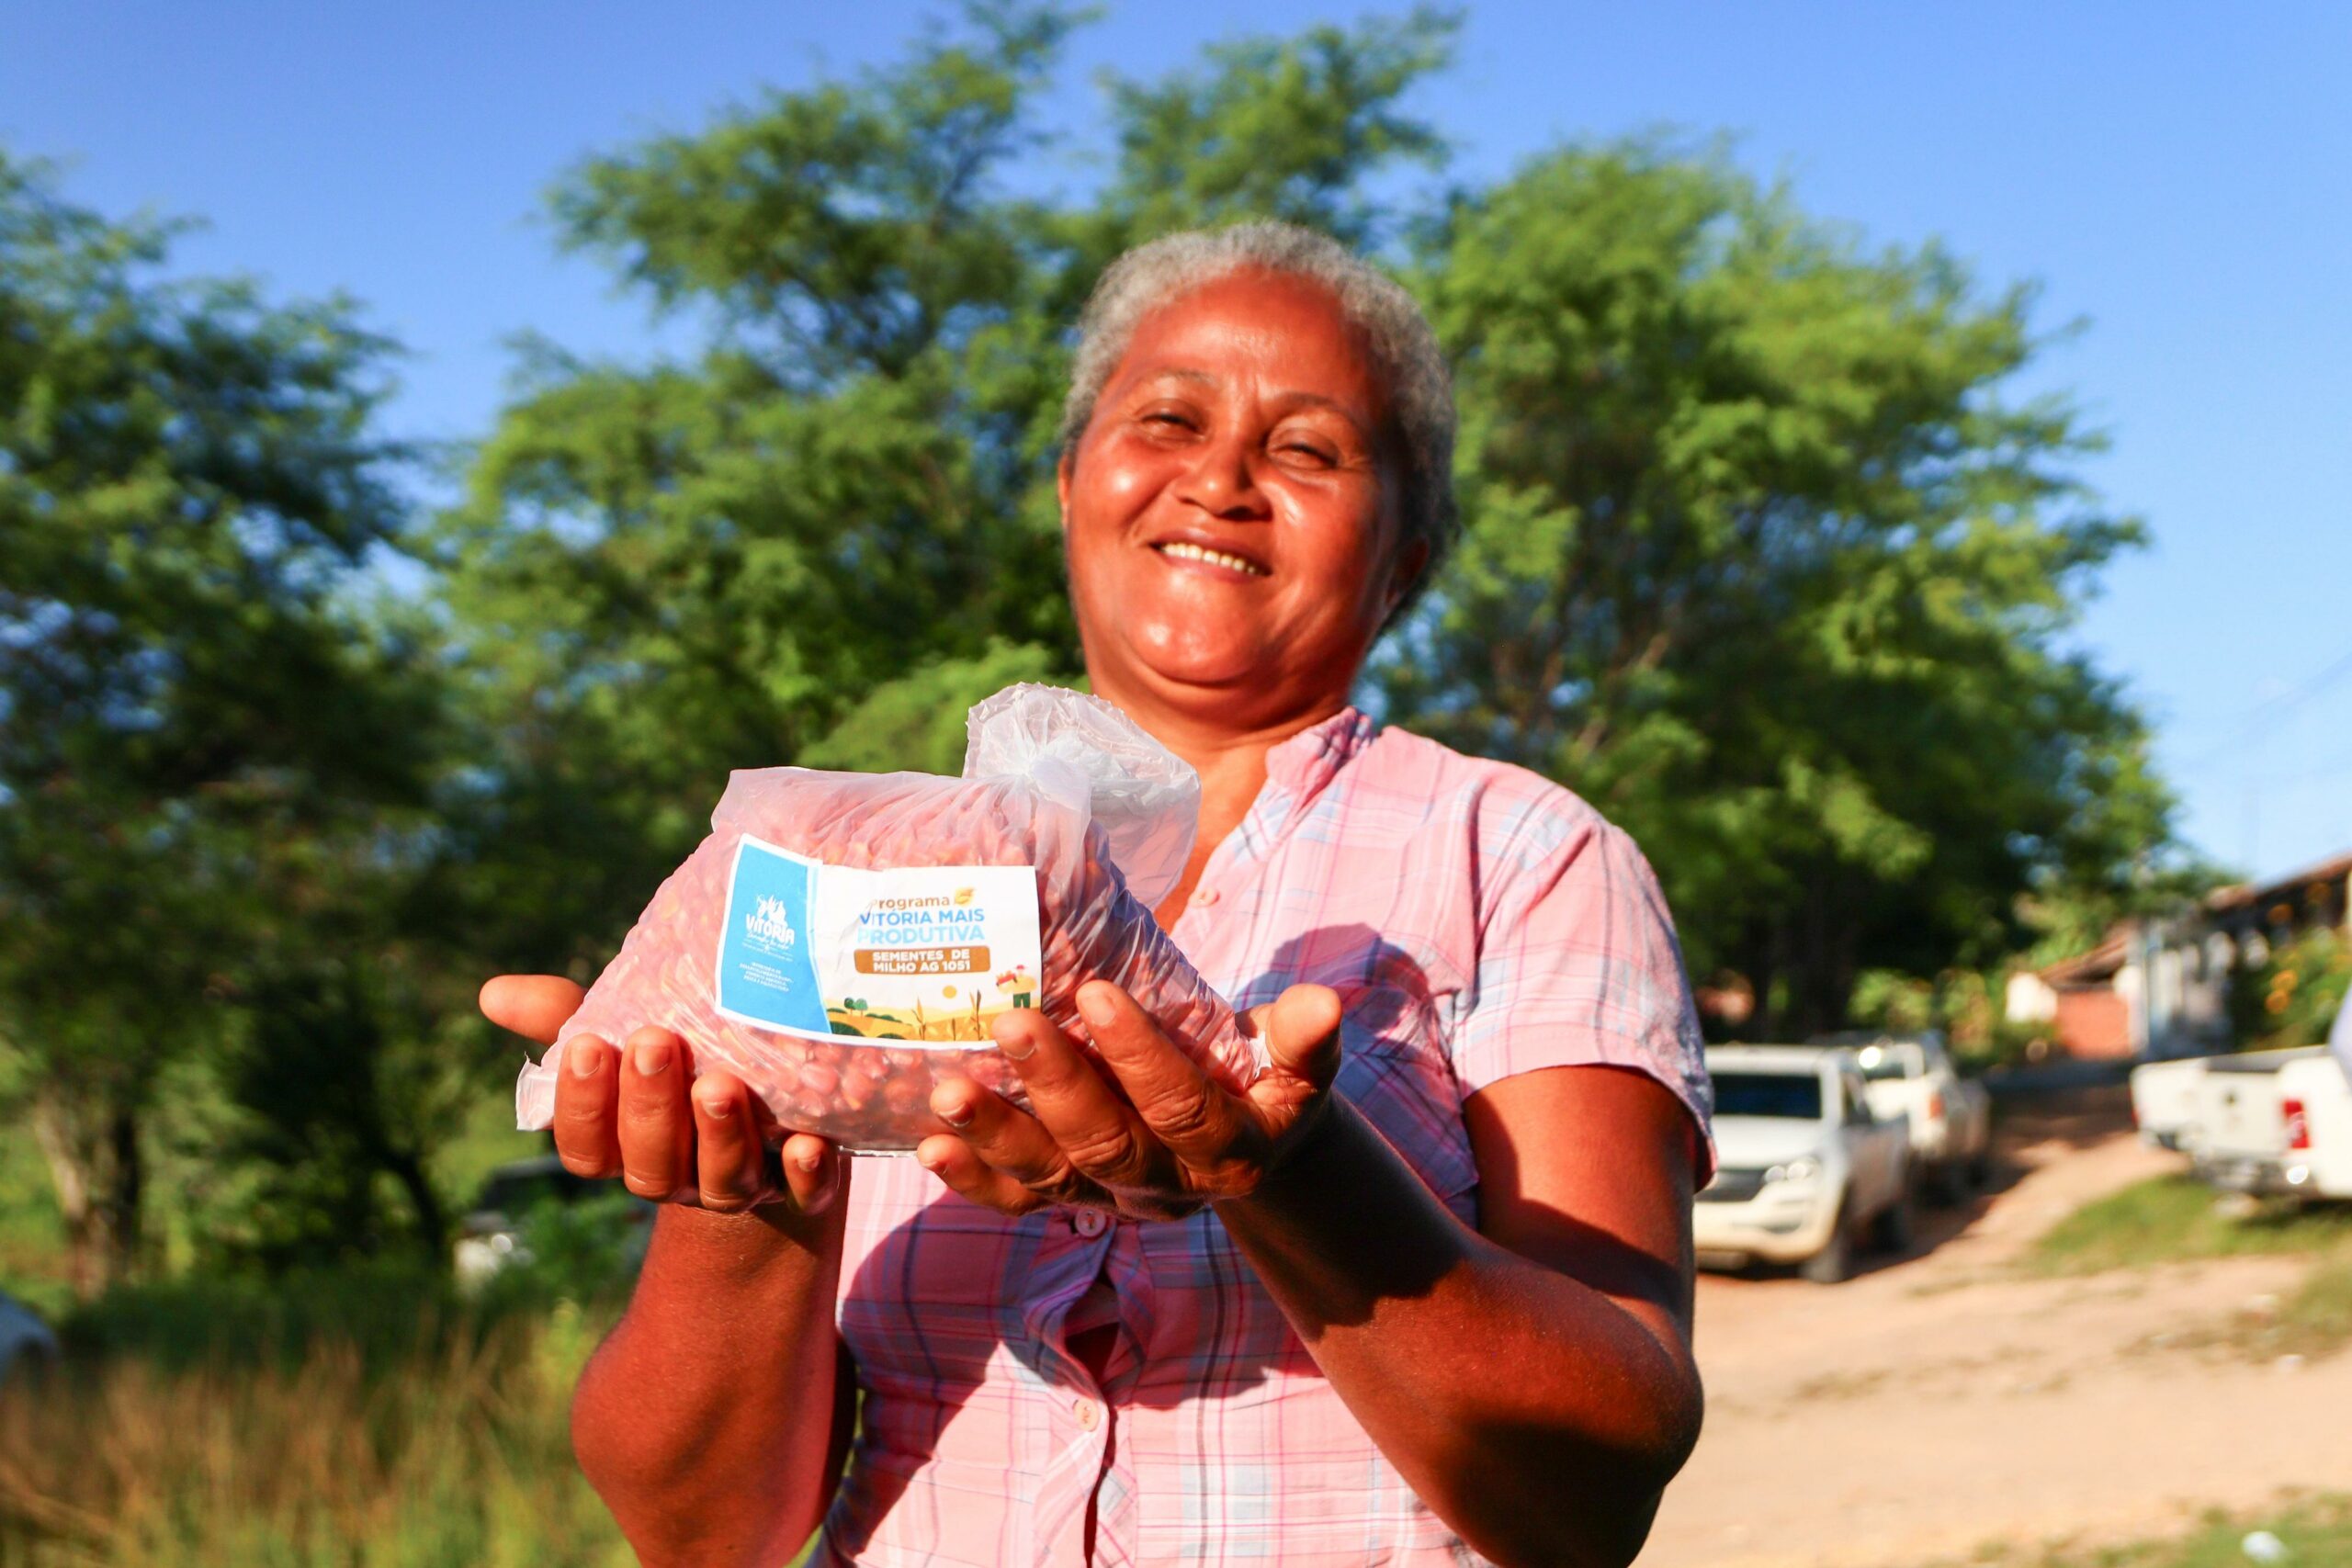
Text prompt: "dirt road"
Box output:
[[1641, 1094, 2352, 1567]]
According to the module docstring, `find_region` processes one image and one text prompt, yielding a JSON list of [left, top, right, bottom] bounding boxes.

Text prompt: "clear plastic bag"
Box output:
[[514, 684, 1263, 1151]]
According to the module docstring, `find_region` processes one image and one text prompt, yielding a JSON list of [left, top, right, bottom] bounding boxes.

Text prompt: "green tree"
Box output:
[[432, 2, 1457, 977], [1390, 141, 2176, 1036], [2233, 927, 2351, 1055], [0, 152, 439, 1291]]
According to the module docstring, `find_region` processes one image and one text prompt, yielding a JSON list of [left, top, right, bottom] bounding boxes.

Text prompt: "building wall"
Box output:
[[2054, 988, 2134, 1058]]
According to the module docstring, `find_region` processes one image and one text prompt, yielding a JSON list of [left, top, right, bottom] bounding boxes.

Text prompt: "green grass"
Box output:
[[2222, 1254, 2352, 1361], [2029, 1177, 2352, 1277], [1939, 1494, 2352, 1567]]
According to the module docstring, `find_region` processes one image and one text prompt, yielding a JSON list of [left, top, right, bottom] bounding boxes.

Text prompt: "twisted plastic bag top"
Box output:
[[962, 683, 1201, 910], [516, 684, 1262, 1151]]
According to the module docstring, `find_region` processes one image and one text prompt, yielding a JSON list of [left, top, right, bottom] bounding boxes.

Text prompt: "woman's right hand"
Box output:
[[480, 975, 842, 1216]]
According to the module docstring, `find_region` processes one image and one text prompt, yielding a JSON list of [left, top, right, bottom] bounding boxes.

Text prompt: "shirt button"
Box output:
[[1073, 1398, 1101, 1431], [1074, 1209, 1107, 1238], [1192, 887, 1219, 908]]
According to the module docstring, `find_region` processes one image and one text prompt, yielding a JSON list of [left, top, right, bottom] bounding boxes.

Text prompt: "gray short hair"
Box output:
[[1059, 222, 1457, 624]]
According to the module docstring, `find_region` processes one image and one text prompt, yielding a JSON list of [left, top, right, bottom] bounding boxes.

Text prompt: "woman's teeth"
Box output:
[[1155, 541, 1268, 577]]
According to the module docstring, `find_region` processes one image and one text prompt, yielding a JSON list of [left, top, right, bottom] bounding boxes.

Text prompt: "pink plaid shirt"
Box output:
[[819, 707, 1712, 1566]]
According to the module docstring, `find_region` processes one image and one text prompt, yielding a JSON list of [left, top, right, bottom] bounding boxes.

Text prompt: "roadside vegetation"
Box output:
[[2027, 1175, 2352, 1360], [2030, 1176, 2352, 1276], [1939, 1493, 2352, 1567], [0, 1190, 639, 1565]]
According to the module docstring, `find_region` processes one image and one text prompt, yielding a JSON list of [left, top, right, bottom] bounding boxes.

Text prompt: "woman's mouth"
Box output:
[[1152, 540, 1270, 578]]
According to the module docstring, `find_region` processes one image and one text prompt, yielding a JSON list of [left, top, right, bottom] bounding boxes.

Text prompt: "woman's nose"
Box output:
[[1174, 433, 1271, 521]]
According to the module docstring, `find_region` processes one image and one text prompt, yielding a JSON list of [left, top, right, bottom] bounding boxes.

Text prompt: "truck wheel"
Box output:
[[1873, 1186, 1916, 1254], [1800, 1205, 1856, 1284], [1928, 1161, 1964, 1207]]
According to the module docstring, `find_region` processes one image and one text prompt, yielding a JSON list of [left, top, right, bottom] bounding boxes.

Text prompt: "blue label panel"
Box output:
[[715, 838, 830, 1036]]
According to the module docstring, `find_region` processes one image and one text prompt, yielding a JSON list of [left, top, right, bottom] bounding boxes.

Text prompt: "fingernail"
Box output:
[[694, 1083, 734, 1117], [569, 1044, 600, 1079], [1077, 985, 1116, 1028], [634, 1040, 672, 1077], [915, 1147, 946, 1172], [937, 1098, 974, 1128], [997, 1027, 1035, 1061], [794, 1146, 823, 1173]]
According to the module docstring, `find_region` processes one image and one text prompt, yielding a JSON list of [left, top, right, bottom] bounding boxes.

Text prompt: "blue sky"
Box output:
[[6, 1, 2348, 883]]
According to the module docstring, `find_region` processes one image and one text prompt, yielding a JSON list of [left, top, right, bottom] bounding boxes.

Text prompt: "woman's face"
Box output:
[[1058, 269, 1422, 727]]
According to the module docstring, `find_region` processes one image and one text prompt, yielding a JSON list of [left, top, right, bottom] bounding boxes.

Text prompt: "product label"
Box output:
[[714, 836, 1043, 1048]]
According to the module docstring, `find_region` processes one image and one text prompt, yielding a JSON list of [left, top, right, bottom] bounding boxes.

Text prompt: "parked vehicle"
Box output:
[[0, 1291, 56, 1386], [1814, 1030, 1993, 1201], [2130, 1055, 2215, 1154], [453, 1154, 652, 1288], [1695, 1044, 1915, 1283], [2188, 1047, 2352, 1202]]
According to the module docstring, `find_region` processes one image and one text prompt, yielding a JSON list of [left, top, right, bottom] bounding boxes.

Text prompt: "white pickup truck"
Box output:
[[2130, 1055, 2217, 1155], [1695, 1045, 1915, 1283], [1816, 1030, 1994, 1202], [2188, 1046, 2352, 1202]]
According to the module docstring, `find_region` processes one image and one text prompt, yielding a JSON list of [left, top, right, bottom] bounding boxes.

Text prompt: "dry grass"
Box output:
[[0, 1303, 630, 1568]]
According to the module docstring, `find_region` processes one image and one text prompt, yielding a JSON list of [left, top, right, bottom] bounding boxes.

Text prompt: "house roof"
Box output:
[[2040, 931, 2131, 987], [2206, 847, 2352, 914], [2028, 845, 2348, 987]]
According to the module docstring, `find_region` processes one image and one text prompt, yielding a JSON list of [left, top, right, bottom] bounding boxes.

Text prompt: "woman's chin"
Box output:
[[1121, 629, 1274, 694]]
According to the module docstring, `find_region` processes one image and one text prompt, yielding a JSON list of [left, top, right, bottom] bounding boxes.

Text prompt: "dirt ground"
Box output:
[[1641, 1091, 2352, 1568]]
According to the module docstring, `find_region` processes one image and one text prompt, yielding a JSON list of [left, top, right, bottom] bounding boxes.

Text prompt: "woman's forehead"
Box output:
[[1113, 271, 1387, 414]]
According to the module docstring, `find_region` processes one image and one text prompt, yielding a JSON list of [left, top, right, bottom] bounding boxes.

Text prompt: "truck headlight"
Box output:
[[1765, 1156, 1823, 1185]]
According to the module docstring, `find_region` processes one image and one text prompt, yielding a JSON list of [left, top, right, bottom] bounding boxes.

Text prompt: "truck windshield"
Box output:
[[1712, 1071, 1825, 1119]]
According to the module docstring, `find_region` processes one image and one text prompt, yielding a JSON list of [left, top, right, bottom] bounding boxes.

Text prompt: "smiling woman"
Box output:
[[481, 221, 1715, 1568]]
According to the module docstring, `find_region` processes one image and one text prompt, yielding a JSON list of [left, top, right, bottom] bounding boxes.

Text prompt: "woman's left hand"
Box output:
[[917, 980, 1344, 1222]]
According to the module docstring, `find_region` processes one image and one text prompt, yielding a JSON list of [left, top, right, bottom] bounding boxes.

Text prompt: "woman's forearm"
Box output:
[[1215, 1102, 1701, 1568], [571, 1195, 852, 1568]]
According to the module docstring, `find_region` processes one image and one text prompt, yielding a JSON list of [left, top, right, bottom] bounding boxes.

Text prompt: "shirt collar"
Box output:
[[1261, 705, 1379, 811]]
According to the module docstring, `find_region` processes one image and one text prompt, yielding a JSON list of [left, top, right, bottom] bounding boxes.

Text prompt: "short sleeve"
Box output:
[[1448, 803, 1715, 1177]]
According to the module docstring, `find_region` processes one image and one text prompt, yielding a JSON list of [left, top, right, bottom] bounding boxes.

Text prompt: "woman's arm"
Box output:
[[571, 1200, 854, 1567], [482, 976, 855, 1568], [1215, 1066, 1701, 1568]]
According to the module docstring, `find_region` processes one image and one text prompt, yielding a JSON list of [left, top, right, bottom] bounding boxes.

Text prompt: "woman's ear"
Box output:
[[1056, 454, 1074, 532]]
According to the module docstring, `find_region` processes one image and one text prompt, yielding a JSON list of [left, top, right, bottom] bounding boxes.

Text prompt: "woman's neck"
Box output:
[[1105, 694, 1354, 930]]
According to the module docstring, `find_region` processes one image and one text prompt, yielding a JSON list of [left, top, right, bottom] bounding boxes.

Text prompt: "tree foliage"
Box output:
[[1388, 141, 2177, 1034], [0, 152, 457, 1289], [429, 2, 1460, 980]]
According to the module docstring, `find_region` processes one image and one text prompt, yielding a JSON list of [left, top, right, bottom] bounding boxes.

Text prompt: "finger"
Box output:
[[617, 1027, 695, 1201], [1073, 981, 1254, 1165], [690, 1072, 771, 1213], [551, 1035, 621, 1179], [480, 975, 588, 1046], [914, 1134, 1050, 1214], [930, 1069, 1104, 1206], [779, 1133, 843, 1215], [1257, 984, 1345, 1091], [988, 1008, 1171, 1191]]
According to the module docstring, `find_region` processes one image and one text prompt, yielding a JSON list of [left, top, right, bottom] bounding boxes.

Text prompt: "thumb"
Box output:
[[481, 974, 588, 1047], [1256, 984, 1344, 1091]]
